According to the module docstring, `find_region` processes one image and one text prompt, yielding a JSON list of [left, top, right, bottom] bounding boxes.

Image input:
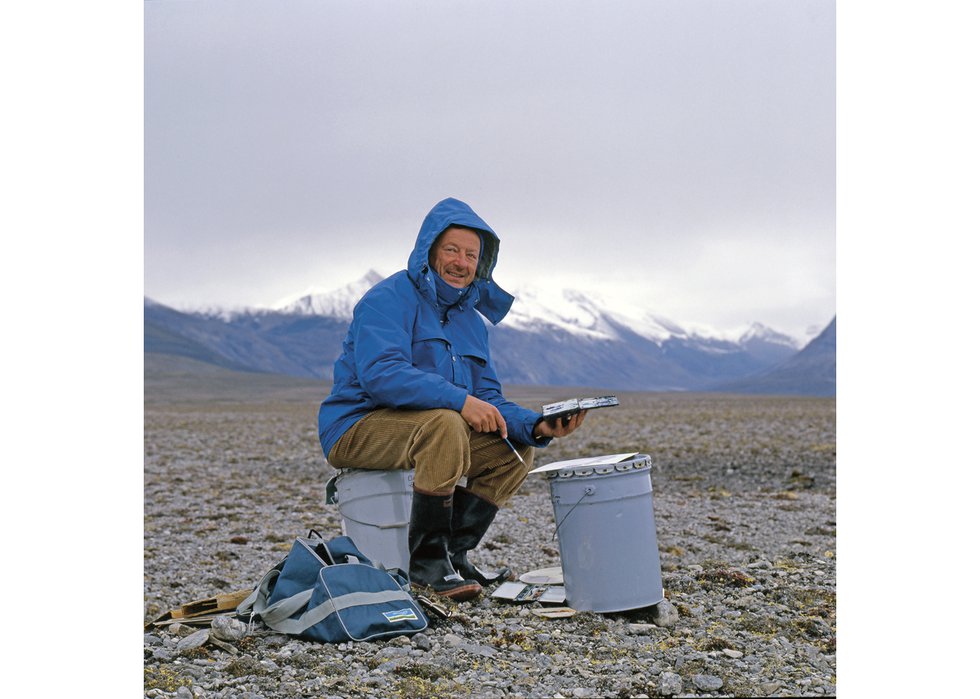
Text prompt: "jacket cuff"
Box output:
[[447, 386, 469, 413], [517, 416, 552, 448]]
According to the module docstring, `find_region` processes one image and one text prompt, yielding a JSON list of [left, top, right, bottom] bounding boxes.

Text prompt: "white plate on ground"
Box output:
[[519, 566, 564, 585]]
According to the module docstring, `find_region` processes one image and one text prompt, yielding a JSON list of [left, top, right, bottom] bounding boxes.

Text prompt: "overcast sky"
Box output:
[[144, 0, 835, 341]]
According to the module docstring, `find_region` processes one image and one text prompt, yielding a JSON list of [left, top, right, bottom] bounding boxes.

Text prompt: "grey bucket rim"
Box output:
[[547, 454, 653, 479]]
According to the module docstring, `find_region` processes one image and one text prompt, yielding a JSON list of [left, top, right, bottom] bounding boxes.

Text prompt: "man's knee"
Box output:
[[418, 409, 469, 442], [410, 409, 471, 468], [410, 410, 471, 492]]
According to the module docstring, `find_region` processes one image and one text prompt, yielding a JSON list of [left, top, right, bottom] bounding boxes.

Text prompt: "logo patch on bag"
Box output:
[[382, 608, 419, 623]]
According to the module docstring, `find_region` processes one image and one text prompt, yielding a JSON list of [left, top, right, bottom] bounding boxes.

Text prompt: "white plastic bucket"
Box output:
[[326, 468, 414, 572], [547, 454, 664, 613]]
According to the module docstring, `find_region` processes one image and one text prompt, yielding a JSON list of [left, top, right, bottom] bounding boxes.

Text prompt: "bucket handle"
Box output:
[[552, 486, 595, 540]]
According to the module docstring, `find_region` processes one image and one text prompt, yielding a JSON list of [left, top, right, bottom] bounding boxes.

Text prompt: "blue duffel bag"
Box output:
[[237, 530, 428, 643]]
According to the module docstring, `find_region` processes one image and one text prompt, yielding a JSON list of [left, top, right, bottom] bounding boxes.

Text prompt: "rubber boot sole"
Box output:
[[458, 565, 513, 587], [452, 555, 514, 587]]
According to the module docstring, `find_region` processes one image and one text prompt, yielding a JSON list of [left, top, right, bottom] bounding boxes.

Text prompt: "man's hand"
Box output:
[[533, 410, 588, 440], [461, 395, 508, 437]]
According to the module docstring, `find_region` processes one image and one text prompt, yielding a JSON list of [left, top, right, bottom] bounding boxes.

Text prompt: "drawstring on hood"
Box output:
[[408, 198, 514, 325]]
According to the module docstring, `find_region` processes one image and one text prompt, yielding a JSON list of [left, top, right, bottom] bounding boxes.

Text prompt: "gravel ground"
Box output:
[[144, 383, 836, 698]]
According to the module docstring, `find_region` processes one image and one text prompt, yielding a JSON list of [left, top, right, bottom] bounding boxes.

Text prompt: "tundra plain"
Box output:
[[144, 355, 836, 697]]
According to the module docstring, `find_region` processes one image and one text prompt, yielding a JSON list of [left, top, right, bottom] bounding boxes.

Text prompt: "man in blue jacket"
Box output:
[[319, 198, 586, 601]]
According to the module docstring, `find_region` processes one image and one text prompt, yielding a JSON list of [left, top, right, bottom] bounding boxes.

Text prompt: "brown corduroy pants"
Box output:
[[327, 408, 535, 506]]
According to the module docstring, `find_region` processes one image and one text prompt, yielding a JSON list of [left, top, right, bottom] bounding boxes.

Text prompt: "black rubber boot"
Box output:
[[408, 489, 482, 601], [449, 487, 513, 586]]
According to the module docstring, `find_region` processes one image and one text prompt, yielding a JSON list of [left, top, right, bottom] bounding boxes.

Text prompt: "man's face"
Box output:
[[429, 227, 481, 288]]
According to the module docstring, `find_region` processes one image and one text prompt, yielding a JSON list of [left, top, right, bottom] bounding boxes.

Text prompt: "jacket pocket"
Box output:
[[461, 352, 487, 368], [458, 351, 488, 392], [410, 337, 453, 382]]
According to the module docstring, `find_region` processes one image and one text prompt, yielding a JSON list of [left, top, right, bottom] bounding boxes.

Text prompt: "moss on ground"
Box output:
[[144, 666, 192, 692]]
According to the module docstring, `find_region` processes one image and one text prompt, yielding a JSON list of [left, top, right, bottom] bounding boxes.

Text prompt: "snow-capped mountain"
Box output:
[[144, 270, 831, 393], [738, 322, 800, 348], [273, 270, 385, 318], [502, 285, 687, 344], [712, 318, 836, 396], [267, 270, 801, 350]]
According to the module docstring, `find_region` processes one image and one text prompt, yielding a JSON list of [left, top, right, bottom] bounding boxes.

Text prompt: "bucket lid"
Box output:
[[546, 453, 652, 478], [519, 566, 564, 585]]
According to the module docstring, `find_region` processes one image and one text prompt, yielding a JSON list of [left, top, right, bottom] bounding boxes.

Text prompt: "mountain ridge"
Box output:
[[144, 272, 833, 395], [262, 270, 804, 348], [709, 317, 836, 397]]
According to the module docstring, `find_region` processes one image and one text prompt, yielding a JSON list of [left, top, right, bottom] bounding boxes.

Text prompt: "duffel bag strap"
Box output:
[[236, 564, 282, 620], [263, 588, 412, 636], [325, 535, 374, 566], [384, 567, 411, 590], [252, 584, 315, 627], [236, 564, 316, 629]]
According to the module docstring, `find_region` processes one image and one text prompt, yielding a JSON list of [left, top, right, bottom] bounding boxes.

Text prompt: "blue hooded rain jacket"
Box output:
[[318, 198, 550, 459]]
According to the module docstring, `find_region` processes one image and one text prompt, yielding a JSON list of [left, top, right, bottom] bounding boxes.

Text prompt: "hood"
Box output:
[[407, 197, 515, 325]]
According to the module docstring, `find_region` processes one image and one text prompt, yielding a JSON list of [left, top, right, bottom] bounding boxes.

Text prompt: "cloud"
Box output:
[[144, 0, 835, 339]]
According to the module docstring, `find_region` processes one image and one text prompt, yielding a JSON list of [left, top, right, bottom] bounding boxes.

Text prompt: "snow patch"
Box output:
[[273, 270, 387, 317], [171, 272, 804, 351]]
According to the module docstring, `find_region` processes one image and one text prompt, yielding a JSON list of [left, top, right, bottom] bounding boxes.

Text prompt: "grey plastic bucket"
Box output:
[[547, 454, 664, 613], [325, 468, 413, 572]]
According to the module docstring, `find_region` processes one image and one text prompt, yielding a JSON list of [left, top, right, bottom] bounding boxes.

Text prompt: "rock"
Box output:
[[175, 688, 193, 699], [377, 646, 411, 659], [627, 623, 657, 635], [151, 648, 174, 661], [178, 665, 205, 679], [651, 600, 679, 628], [797, 643, 823, 663], [572, 689, 593, 698], [211, 616, 248, 642], [659, 672, 683, 696], [461, 643, 497, 657], [664, 574, 699, 592], [208, 636, 240, 655], [722, 648, 744, 659], [412, 633, 432, 651], [444, 633, 465, 647], [176, 629, 210, 652], [693, 674, 724, 691], [261, 633, 291, 648]]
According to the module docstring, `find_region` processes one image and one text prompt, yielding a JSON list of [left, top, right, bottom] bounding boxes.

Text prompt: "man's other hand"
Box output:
[[533, 410, 588, 439], [461, 395, 508, 437]]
